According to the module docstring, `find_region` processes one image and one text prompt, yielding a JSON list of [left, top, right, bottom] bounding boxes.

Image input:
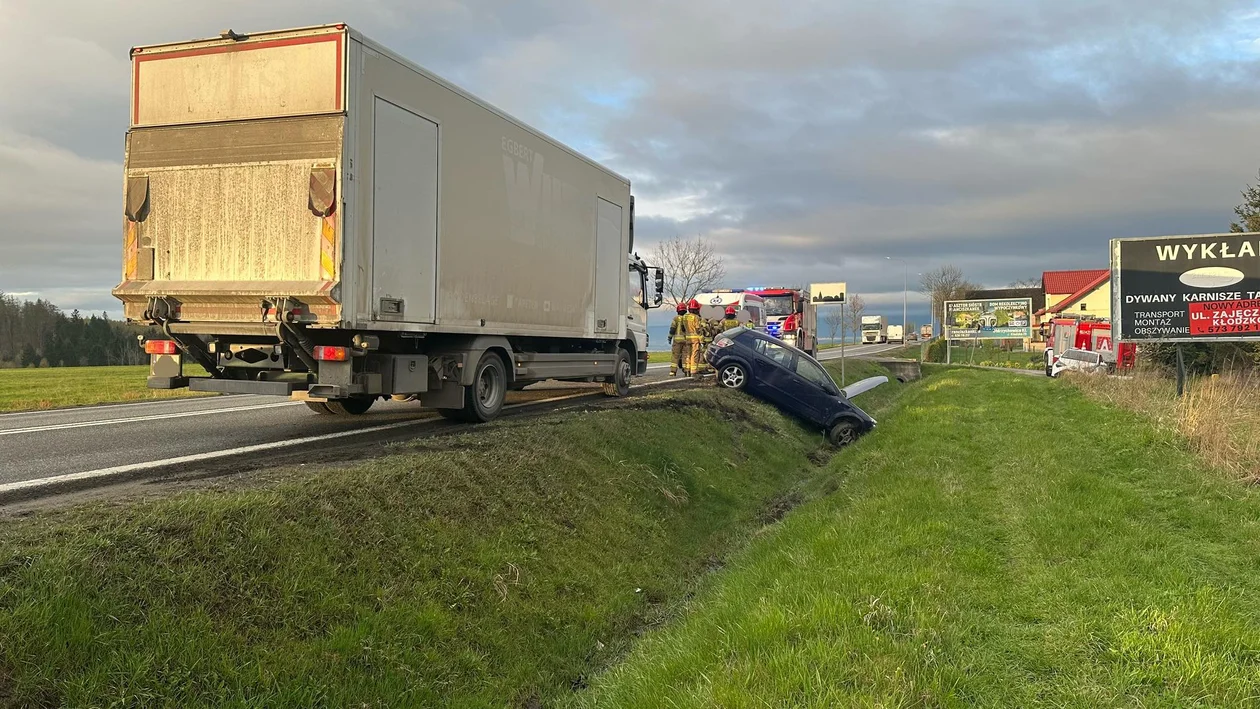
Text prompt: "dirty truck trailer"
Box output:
[[113, 24, 664, 420]]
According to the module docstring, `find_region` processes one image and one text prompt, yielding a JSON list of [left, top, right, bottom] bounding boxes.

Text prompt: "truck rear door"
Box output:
[[113, 26, 348, 325]]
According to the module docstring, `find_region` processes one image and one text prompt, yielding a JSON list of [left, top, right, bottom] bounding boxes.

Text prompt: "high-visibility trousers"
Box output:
[[670, 339, 687, 375], [688, 339, 706, 376]]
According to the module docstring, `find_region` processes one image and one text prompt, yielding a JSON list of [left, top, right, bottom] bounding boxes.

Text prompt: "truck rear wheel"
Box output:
[[456, 352, 507, 422], [602, 349, 632, 397], [326, 397, 375, 415]]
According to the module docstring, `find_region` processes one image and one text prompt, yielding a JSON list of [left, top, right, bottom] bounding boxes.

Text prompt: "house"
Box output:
[[1037, 269, 1110, 320]]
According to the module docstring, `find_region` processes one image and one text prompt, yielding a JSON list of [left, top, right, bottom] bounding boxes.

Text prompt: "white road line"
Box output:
[[0, 400, 302, 437], [0, 378, 684, 496]]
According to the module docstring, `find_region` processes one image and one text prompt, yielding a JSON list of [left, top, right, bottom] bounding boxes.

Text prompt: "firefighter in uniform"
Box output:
[[720, 305, 741, 332], [683, 299, 705, 377], [667, 301, 688, 376]]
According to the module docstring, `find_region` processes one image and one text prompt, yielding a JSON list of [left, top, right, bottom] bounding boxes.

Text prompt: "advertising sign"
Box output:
[[809, 282, 846, 304], [943, 298, 1033, 339], [1112, 232, 1260, 342]]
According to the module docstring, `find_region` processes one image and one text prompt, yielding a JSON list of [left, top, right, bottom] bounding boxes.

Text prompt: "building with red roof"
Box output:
[[1037, 269, 1111, 319]]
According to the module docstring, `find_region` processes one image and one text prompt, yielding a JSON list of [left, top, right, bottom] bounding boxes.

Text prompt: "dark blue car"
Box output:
[[705, 327, 884, 446]]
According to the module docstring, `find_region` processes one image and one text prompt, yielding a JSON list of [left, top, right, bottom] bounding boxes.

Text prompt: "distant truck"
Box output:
[[887, 325, 904, 344], [696, 291, 767, 329], [861, 315, 888, 344], [745, 287, 817, 356], [113, 24, 664, 421], [920, 324, 934, 340]]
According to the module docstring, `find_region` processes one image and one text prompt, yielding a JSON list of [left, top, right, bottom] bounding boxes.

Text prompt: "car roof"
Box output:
[[737, 328, 814, 360]]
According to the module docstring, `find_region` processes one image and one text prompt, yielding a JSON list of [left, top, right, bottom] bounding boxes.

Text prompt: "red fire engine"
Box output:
[[744, 287, 818, 355]]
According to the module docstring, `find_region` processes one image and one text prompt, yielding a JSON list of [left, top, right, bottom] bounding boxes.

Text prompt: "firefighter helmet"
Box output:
[[676, 302, 687, 314], [687, 299, 701, 312], [725, 306, 737, 316]]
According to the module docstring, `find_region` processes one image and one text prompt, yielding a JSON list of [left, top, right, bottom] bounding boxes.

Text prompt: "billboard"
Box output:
[[1112, 232, 1260, 343], [809, 282, 846, 304], [944, 298, 1033, 339]]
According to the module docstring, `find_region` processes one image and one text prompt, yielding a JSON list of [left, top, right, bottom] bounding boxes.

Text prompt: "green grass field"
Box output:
[[570, 369, 1260, 707], [0, 365, 210, 412], [0, 364, 903, 707]]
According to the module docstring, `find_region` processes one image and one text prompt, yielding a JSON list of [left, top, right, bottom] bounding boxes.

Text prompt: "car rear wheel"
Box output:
[[717, 362, 748, 390], [326, 397, 375, 415], [827, 419, 860, 447]]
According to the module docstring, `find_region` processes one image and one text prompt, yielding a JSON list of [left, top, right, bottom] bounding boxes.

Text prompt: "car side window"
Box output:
[[753, 338, 793, 367], [794, 356, 832, 388]]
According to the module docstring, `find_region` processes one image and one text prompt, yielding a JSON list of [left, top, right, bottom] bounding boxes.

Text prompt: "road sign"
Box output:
[[809, 282, 846, 304]]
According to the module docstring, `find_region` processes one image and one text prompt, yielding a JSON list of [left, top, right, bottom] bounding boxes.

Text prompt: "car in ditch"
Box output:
[[1048, 348, 1111, 377], [705, 327, 885, 446]]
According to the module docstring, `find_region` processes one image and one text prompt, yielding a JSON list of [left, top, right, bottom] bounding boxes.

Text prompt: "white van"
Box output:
[[695, 291, 766, 328]]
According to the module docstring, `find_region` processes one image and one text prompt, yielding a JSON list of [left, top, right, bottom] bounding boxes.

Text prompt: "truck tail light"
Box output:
[[144, 340, 178, 355], [313, 346, 348, 361]]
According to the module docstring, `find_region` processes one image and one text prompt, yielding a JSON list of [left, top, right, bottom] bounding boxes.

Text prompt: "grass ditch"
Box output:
[[0, 360, 904, 707], [569, 369, 1260, 707], [0, 364, 212, 412]]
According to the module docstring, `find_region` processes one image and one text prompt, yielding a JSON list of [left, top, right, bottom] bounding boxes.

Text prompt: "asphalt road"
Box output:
[[0, 342, 903, 498]]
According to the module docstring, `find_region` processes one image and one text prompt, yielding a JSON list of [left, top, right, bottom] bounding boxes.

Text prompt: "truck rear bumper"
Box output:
[[187, 378, 309, 396]]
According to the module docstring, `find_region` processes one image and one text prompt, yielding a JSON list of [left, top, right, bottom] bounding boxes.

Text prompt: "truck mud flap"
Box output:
[[188, 378, 309, 396]]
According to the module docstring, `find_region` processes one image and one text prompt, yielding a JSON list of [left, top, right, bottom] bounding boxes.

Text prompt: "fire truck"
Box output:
[[1042, 317, 1136, 375], [744, 287, 818, 356]]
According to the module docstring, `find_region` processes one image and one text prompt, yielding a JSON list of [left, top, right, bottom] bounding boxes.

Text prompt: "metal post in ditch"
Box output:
[[1175, 344, 1186, 398]]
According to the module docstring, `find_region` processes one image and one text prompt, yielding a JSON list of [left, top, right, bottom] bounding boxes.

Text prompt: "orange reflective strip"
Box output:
[[319, 215, 337, 280], [124, 221, 138, 280]]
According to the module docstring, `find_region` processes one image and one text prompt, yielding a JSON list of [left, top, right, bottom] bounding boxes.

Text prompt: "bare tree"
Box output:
[[822, 306, 844, 343], [919, 265, 976, 326], [844, 294, 866, 344], [1008, 277, 1042, 289], [650, 234, 726, 306]]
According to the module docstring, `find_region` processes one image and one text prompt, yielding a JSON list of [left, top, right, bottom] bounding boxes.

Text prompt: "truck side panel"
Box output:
[[347, 36, 631, 338]]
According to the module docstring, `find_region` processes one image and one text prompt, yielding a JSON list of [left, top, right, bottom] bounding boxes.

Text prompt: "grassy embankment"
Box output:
[[0, 364, 211, 412], [570, 369, 1260, 707], [0, 361, 899, 706]]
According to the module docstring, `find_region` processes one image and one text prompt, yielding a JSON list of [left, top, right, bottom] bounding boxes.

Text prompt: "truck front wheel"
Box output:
[[602, 349, 632, 397]]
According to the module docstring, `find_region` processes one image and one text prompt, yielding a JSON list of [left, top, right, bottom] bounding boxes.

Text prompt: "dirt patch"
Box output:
[[759, 491, 804, 525], [807, 446, 836, 466]]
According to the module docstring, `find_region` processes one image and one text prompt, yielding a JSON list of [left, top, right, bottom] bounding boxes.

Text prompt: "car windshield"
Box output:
[[761, 295, 795, 316]]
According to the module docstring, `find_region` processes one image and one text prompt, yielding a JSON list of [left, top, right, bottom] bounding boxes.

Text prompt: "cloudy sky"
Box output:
[[4, 0, 1260, 326]]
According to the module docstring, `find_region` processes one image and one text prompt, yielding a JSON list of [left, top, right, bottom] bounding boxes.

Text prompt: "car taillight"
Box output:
[[713, 336, 735, 348], [144, 340, 178, 355], [313, 346, 349, 361]]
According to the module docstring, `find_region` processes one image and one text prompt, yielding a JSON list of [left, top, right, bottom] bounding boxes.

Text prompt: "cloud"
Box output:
[[3, 0, 1260, 322]]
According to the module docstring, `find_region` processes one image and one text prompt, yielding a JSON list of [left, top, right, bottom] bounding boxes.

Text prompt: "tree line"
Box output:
[[0, 293, 155, 368]]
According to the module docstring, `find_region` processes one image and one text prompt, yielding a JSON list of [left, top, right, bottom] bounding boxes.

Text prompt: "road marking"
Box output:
[[0, 400, 302, 437], [0, 378, 685, 497]]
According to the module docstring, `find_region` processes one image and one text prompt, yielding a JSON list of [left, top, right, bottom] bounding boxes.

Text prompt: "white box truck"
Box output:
[[861, 316, 887, 344], [113, 24, 664, 420], [887, 325, 904, 344]]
